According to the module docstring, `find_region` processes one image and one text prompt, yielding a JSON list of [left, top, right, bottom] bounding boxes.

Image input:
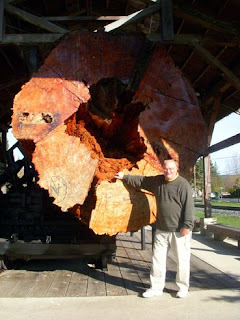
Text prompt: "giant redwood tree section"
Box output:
[[12, 31, 207, 236]]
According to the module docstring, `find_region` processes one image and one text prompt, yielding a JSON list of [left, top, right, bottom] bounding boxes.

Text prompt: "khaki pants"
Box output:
[[150, 230, 192, 292]]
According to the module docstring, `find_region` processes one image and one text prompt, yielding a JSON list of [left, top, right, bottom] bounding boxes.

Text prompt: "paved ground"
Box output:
[[191, 233, 240, 282], [0, 288, 239, 320], [0, 232, 239, 320]]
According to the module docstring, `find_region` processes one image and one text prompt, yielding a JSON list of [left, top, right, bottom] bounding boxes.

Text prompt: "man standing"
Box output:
[[115, 159, 194, 298]]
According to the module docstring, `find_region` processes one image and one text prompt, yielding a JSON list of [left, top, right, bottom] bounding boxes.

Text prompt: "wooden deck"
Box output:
[[0, 229, 239, 297]]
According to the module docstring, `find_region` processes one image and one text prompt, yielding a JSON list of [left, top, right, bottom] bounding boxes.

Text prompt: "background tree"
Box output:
[[211, 161, 223, 194], [233, 177, 240, 201], [223, 152, 240, 175], [193, 157, 222, 195], [194, 157, 204, 193]]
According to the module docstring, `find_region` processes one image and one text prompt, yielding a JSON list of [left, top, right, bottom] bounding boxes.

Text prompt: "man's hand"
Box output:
[[114, 172, 124, 180], [180, 227, 190, 236]]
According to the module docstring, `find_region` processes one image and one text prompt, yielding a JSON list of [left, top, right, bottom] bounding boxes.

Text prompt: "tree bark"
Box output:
[[12, 31, 207, 235]]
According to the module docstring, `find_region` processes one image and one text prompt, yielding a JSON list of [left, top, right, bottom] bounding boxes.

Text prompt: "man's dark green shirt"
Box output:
[[123, 174, 194, 232]]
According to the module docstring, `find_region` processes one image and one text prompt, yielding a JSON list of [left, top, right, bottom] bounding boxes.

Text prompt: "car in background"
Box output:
[[220, 192, 231, 198]]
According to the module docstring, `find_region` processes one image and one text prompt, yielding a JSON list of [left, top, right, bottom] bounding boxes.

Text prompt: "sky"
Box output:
[[210, 112, 240, 175]]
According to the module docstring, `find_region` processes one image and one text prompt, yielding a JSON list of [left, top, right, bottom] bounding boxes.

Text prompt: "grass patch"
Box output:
[[195, 211, 240, 227], [211, 200, 240, 207], [194, 199, 240, 207]]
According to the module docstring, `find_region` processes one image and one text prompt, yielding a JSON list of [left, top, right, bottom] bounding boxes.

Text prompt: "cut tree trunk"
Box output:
[[12, 31, 207, 235]]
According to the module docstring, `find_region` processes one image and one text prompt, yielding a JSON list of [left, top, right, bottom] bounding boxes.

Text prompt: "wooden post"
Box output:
[[0, 0, 4, 42], [161, 0, 174, 40], [193, 165, 197, 197], [203, 155, 212, 218], [141, 227, 145, 250]]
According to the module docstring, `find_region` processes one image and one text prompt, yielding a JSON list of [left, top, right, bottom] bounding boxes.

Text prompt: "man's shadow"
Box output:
[[122, 181, 155, 233]]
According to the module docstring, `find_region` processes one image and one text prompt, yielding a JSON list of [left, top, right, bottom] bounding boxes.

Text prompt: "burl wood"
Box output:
[[12, 32, 207, 235]]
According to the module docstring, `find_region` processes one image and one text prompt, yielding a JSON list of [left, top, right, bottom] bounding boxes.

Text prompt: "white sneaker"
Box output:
[[176, 290, 188, 298], [142, 289, 163, 298]]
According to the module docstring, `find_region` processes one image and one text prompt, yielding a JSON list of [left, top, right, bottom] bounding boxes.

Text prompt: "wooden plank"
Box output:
[[190, 255, 239, 289], [117, 266, 145, 295], [26, 271, 55, 297], [66, 277, 88, 297], [0, 270, 25, 297], [119, 235, 150, 288], [59, 260, 89, 297], [5, 4, 68, 34], [0, 271, 25, 297], [105, 260, 127, 296], [192, 40, 240, 91], [117, 237, 147, 294], [6, 271, 39, 297], [45, 16, 126, 21], [87, 269, 106, 296], [46, 270, 72, 297], [0, 279, 18, 296], [209, 133, 240, 154], [115, 246, 134, 274], [1, 33, 63, 44]]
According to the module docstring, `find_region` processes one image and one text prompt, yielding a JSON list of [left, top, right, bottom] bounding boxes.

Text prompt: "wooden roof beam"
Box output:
[[161, 0, 174, 41], [224, 89, 240, 102], [173, 4, 240, 37], [203, 80, 232, 106], [1, 33, 63, 44], [3, 32, 225, 45], [4, 3, 68, 34], [220, 104, 240, 115], [192, 40, 240, 91], [209, 133, 240, 154], [202, 59, 240, 106], [44, 16, 125, 21], [147, 33, 240, 47], [180, 51, 194, 71], [193, 47, 227, 86]]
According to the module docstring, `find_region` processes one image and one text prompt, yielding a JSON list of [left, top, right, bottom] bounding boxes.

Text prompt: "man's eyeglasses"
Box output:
[[164, 168, 176, 172]]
